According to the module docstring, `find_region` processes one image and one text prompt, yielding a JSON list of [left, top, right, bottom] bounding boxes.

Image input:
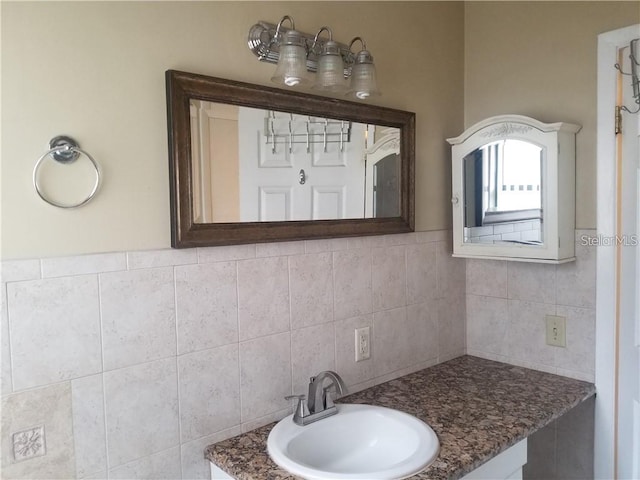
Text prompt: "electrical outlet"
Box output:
[[545, 315, 566, 347], [355, 326, 371, 362]]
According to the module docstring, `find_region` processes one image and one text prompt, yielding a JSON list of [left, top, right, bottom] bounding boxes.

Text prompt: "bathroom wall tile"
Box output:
[[373, 307, 414, 376], [463, 229, 598, 379], [464, 349, 509, 364], [406, 242, 437, 304], [239, 332, 291, 423], [507, 261, 556, 304], [256, 241, 305, 258], [1, 286, 12, 395], [466, 259, 507, 298], [438, 295, 466, 360], [333, 249, 372, 320], [416, 230, 449, 244], [345, 378, 377, 395], [289, 253, 333, 330], [372, 305, 438, 378], [127, 248, 197, 269], [100, 267, 176, 371], [178, 344, 240, 443], [304, 239, 331, 254], [108, 446, 182, 480], [175, 262, 238, 355], [291, 323, 336, 396], [304, 238, 349, 254], [374, 358, 439, 386], [554, 305, 596, 379], [466, 294, 509, 357], [41, 252, 126, 278], [81, 469, 107, 479], [1, 382, 75, 479], [180, 426, 241, 480], [237, 256, 289, 341], [507, 300, 556, 368], [406, 301, 439, 365], [335, 314, 375, 388], [7, 276, 102, 390], [347, 236, 386, 249], [556, 243, 596, 308], [507, 358, 558, 376], [438, 350, 465, 364], [241, 408, 291, 433], [103, 358, 179, 467], [555, 368, 594, 382], [436, 241, 466, 299], [372, 245, 407, 311], [382, 232, 417, 246], [197, 244, 256, 263], [0, 259, 40, 283], [71, 374, 107, 479]]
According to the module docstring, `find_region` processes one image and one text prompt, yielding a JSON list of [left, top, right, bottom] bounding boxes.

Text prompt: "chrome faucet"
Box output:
[[285, 371, 347, 426]]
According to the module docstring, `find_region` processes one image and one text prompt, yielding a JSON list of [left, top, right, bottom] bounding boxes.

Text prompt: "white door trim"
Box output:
[[595, 23, 640, 480]]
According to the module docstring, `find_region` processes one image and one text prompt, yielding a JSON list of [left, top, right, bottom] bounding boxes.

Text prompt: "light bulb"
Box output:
[[271, 31, 311, 87], [346, 48, 380, 99], [312, 39, 346, 92]]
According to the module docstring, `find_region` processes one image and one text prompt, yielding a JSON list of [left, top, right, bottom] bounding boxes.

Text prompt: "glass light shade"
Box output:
[[271, 32, 311, 87], [347, 51, 380, 99], [312, 42, 346, 92]]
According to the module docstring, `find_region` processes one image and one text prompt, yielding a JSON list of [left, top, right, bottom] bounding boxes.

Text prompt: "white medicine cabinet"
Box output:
[[447, 115, 581, 263]]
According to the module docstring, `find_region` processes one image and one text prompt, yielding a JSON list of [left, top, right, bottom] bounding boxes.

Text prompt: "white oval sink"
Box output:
[[267, 404, 439, 480]]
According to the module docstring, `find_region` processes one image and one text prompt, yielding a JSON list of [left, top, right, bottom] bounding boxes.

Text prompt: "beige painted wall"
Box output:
[[464, 1, 638, 229], [6, 1, 631, 259], [0, 1, 464, 260]]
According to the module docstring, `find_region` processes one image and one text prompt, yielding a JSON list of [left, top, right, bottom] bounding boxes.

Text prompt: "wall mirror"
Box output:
[[447, 115, 581, 263], [166, 70, 415, 248]]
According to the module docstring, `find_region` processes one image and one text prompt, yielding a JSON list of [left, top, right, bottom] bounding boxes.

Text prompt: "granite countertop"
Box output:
[[205, 355, 595, 480]]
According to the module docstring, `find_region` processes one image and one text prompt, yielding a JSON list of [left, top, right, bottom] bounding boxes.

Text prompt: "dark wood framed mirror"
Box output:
[[166, 70, 415, 248]]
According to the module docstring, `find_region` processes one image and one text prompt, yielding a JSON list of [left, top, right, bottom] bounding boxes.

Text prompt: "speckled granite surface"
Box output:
[[205, 355, 595, 480]]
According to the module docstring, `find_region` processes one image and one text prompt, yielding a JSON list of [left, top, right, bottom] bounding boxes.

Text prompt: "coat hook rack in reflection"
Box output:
[[614, 38, 640, 114], [263, 111, 351, 154], [33, 136, 101, 208]]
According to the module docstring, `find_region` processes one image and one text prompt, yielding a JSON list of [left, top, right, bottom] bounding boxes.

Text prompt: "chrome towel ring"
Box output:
[[33, 136, 101, 208]]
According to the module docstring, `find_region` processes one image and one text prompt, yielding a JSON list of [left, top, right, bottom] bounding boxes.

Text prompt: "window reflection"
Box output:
[[463, 140, 543, 245]]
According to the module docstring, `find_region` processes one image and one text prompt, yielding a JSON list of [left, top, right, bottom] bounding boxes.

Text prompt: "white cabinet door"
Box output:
[[461, 439, 527, 480], [210, 463, 233, 479]]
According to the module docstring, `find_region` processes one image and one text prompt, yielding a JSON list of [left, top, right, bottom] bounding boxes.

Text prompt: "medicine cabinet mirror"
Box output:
[[166, 70, 415, 248], [447, 115, 581, 263]]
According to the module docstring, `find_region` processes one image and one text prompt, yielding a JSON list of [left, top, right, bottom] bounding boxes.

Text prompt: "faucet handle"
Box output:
[[323, 385, 339, 408], [285, 394, 309, 421], [285, 394, 306, 401]]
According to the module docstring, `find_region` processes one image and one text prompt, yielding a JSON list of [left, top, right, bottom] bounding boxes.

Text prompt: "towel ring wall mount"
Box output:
[[33, 136, 101, 208]]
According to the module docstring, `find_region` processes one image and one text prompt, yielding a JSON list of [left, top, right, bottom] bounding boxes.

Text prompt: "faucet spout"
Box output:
[[285, 371, 347, 425], [307, 371, 347, 415]]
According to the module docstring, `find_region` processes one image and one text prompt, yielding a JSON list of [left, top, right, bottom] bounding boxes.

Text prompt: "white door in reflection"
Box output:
[[238, 108, 368, 222]]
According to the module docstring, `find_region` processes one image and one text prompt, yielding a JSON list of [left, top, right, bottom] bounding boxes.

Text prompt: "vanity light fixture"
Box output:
[[270, 16, 312, 87], [311, 27, 346, 93], [346, 37, 380, 99], [247, 16, 381, 98]]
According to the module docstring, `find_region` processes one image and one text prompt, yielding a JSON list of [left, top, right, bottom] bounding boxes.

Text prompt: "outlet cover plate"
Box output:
[[545, 315, 566, 347], [355, 326, 371, 362]]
